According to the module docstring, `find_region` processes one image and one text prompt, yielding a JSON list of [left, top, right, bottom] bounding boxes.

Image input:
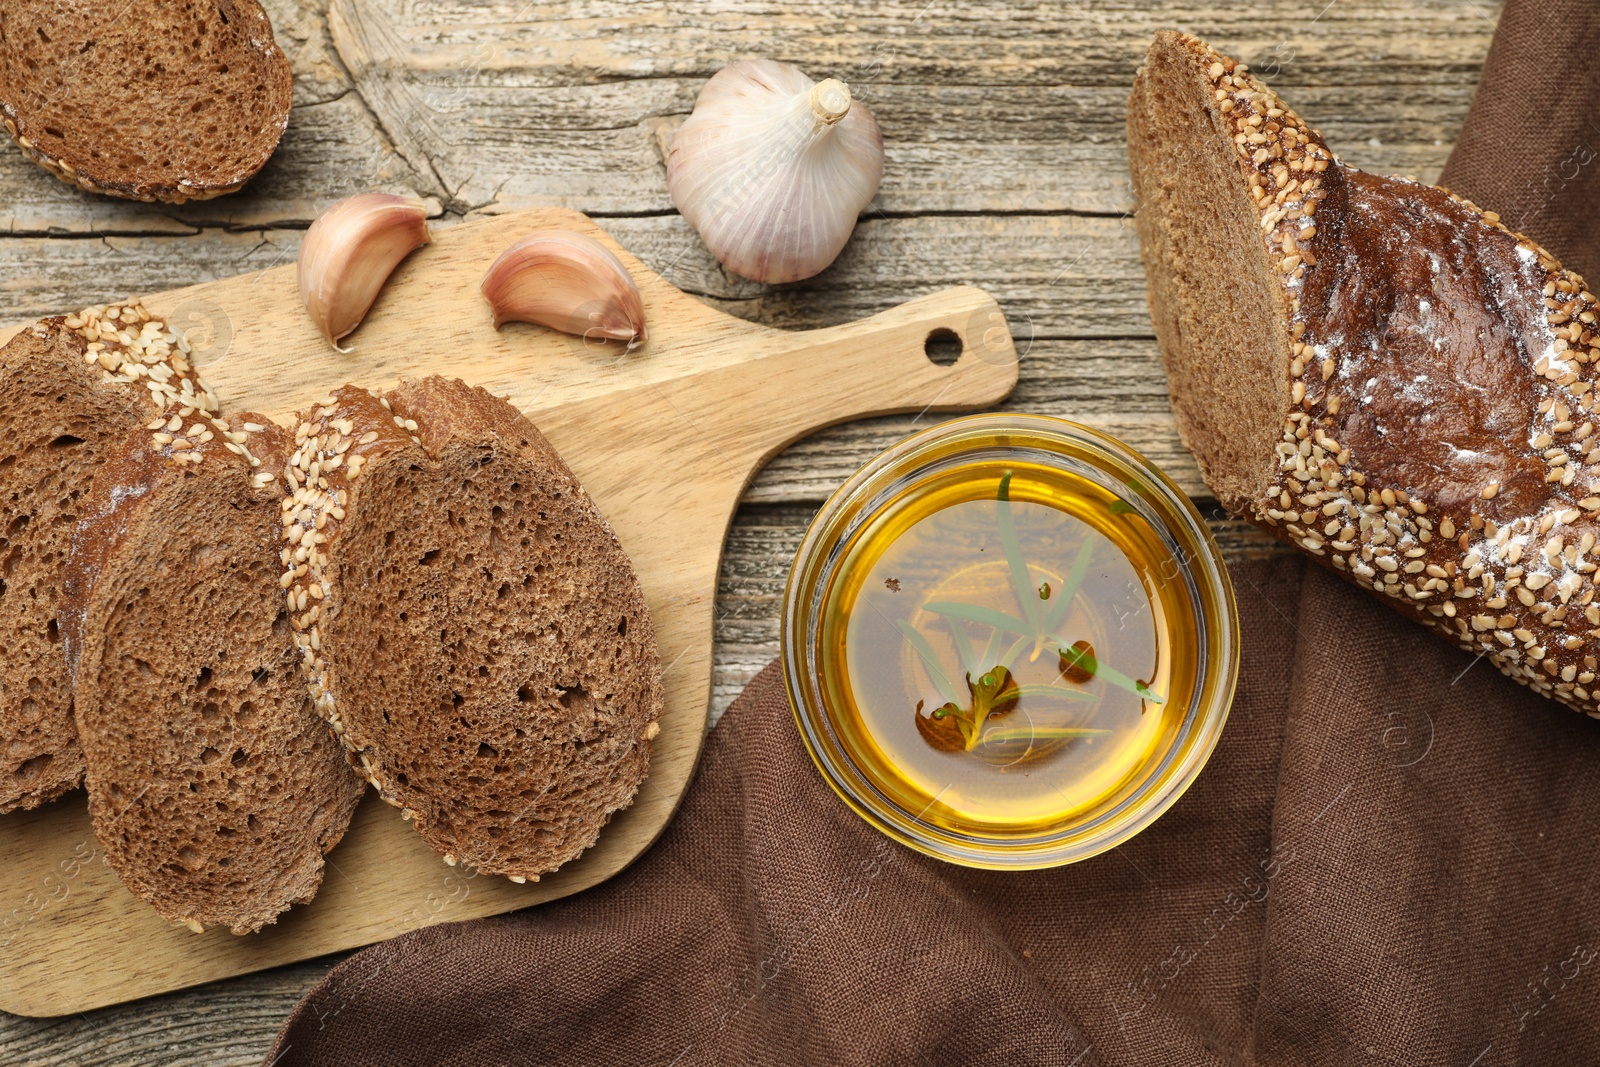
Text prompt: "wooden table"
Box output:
[[0, 0, 1499, 1060]]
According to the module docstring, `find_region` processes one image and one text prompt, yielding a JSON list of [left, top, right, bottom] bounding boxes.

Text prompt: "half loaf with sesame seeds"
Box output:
[[0, 305, 226, 813], [1129, 31, 1600, 714], [61, 414, 365, 934], [282, 378, 663, 881], [0, 0, 293, 202]]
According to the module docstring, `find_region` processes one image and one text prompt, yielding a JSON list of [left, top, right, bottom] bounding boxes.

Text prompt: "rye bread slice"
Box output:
[[0, 306, 223, 812], [63, 415, 364, 934], [1126, 31, 1297, 513], [0, 0, 292, 202], [282, 379, 663, 880]]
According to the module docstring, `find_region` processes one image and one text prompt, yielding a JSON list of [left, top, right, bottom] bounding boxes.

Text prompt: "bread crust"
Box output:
[[0, 0, 292, 202], [1130, 32, 1600, 713]]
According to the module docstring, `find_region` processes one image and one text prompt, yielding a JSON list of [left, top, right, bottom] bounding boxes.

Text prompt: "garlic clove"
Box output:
[[480, 230, 647, 348], [667, 60, 884, 284], [298, 194, 431, 350]]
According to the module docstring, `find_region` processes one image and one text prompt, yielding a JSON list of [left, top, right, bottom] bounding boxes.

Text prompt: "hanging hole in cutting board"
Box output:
[[924, 327, 963, 366]]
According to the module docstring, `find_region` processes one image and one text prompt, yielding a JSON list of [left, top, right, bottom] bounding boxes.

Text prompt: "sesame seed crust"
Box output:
[[1175, 34, 1600, 715], [66, 300, 222, 419], [277, 386, 424, 813], [63, 300, 271, 477]]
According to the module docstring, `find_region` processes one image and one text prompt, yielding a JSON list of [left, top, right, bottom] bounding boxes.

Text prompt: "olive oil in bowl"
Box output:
[[785, 416, 1237, 868]]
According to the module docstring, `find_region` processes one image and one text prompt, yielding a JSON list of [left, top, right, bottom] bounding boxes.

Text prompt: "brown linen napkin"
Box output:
[[267, 557, 1600, 1065], [270, 3, 1600, 1063], [1440, 0, 1600, 283]]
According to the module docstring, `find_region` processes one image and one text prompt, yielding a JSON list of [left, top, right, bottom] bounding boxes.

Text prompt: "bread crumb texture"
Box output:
[[67, 392, 362, 935], [1144, 33, 1600, 714], [0, 0, 292, 201], [59, 309, 363, 934], [280, 379, 663, 883]]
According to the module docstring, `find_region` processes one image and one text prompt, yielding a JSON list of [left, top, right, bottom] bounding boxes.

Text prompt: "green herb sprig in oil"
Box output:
[[907, 472, 1163, 758]]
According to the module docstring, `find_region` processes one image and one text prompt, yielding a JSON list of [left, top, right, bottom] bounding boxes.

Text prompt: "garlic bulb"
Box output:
[[481, 230, 647, 348], [668, 60, 884, 284], [298, 194, 430, 350]]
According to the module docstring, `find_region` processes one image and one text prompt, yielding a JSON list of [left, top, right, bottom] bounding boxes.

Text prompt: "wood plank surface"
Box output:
[[0, 0, 1500, 1059]]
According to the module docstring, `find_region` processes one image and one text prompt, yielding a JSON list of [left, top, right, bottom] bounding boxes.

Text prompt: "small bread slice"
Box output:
[[63, 415, 365, 934], [0, 306, 224, 813], [282, 379, 663, 880], [0, 1, 292, 202]]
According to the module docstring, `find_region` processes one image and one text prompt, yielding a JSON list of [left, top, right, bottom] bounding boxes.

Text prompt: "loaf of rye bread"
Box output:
[[1129, 32, 1600, 713], [280, 378, 662, 880], [0, 0, 292, 202], [63, 415, 364, 934], [0, 305, 227, 812]]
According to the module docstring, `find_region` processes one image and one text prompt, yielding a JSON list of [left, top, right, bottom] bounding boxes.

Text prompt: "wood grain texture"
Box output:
[[0, 0, 1499, 1058], [0, 209, 1017, 1018]]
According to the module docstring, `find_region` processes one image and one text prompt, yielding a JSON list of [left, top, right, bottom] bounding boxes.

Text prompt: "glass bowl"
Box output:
[[781, 414, 1239, 869]]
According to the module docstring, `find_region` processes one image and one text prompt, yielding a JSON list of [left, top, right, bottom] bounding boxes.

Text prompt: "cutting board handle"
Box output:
[[728, 284, 1020, 463]]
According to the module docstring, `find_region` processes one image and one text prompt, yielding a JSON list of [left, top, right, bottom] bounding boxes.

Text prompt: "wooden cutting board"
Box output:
[[0, 207, 1017, 1016]]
